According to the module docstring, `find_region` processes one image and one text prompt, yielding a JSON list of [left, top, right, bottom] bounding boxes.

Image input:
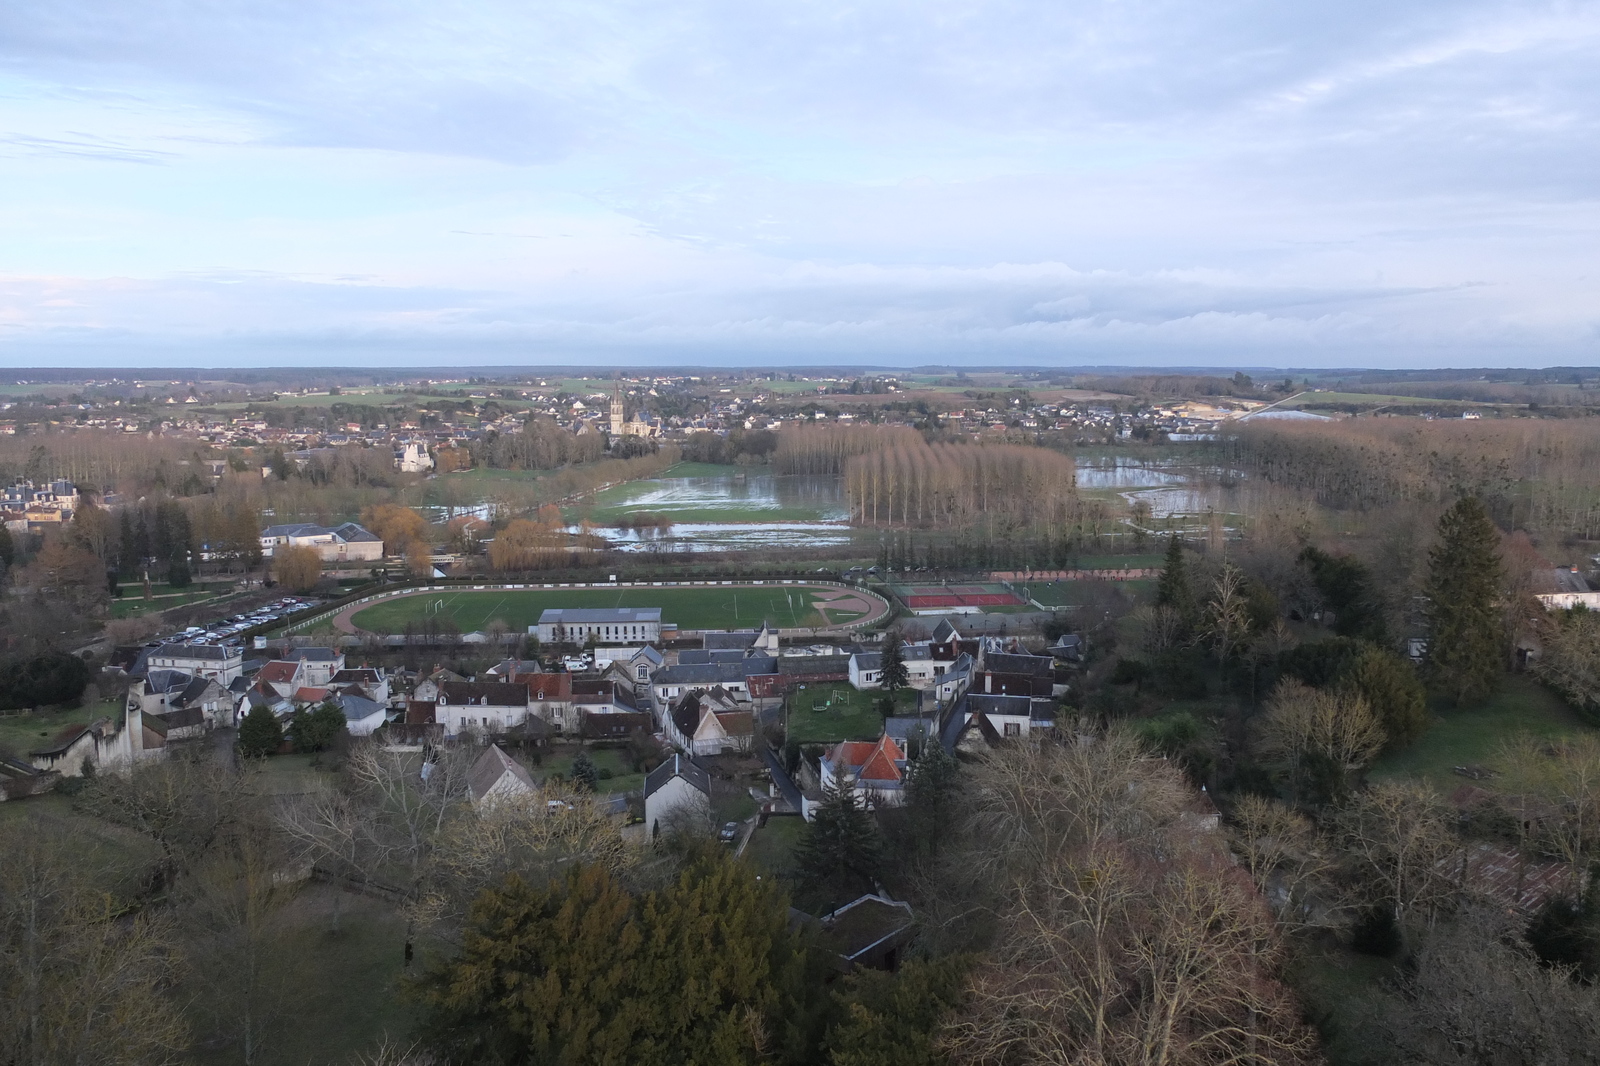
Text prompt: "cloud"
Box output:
[[0, 0, 1595, 366]]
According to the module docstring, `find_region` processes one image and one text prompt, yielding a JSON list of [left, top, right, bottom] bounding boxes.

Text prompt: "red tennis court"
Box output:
[[890, 582, 1027, 609]]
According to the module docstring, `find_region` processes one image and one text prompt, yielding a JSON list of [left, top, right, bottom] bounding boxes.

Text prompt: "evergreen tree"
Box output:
[[826, 958, 969, 1066], [238, 704, 283, 758], [794, 779, 883, 911], [0, 523, 12, 569], [1424, 496, 1505, 705], [902, 740, 962, 860], [288, 701, 347, 753], [878, 637, 909, 693], [1341, 645, 1430, 749], [570, 749, 599, 793], [415, 858, 822, 1066], [1155, 534, 1193, 620], [1299, 546, 1387, 643]]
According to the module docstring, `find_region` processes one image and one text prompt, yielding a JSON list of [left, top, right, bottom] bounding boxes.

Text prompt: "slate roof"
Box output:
[[853, 651, 882, 670], [774, 655, 851, 677], [644, 752, 711, 800], [336, 693, 385, 723], [152, 642, 238, 661], [677, 649, 712, 665], [984, 652, 1055, 677], [439, 681, 530, 707], [467, 744, 538, 803], [538, 607, 662, 624], [652, 662, 753, 687]]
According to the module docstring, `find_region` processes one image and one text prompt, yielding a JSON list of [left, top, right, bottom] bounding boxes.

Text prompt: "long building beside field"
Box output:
[[535, 607, 662, 645]]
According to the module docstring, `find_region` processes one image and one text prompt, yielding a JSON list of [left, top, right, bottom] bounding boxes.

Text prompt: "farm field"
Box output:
[[348, 583, 887, 635], [1369, 677, 1596, 792]]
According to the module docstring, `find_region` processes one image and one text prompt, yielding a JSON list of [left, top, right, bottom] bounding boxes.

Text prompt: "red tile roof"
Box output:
[[258, 661, 301, 683]]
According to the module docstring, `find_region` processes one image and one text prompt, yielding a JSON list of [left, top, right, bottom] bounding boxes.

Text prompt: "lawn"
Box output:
[[1370, 677, 1596, 792], [0, 699, 122, 758], [110, 589, 219, 618], [741, 814, 807, 877], [350, 584, 885, 635], [785, 682, 913, 743], [186, 885, 415, 1066], [254, 753, 343, 796], [542, 746, 646, 795]]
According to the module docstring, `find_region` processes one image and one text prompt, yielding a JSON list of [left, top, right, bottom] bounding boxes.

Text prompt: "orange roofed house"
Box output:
[[819, 735, 908, 808]]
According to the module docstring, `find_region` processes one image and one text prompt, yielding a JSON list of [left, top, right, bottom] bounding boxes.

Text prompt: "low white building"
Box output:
[[535, 607, 662, 646], [259, 522, 384, 562], [145, 642, 243, 685], [394, 441, 434, 473], [436, 681, 531, 737]]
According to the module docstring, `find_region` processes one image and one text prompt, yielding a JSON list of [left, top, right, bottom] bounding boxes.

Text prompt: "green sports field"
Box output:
[[348, 584, 887, 634]]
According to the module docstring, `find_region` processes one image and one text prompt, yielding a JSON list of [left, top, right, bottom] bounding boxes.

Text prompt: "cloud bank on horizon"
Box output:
[[0, 0, 1596, 369]]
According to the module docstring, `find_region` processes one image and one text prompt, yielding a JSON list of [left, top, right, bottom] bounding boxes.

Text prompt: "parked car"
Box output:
[[719, 822, 739, 844]]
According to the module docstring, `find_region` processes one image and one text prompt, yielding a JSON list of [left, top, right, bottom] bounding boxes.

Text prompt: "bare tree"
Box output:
[[1495, 732, 1600, 891], [1203, 562, 1252, 665], [1228, 793, 1335, 931], [1256, 679, 1385, 803], [940, 733, 1319, 1066], [1370, 907, 1600, 1066], [0, 813, 188, 1066], [1334, 781, 1456, 936]]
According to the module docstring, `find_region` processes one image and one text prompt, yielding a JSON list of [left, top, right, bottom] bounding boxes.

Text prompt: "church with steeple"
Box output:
[[609, 381, 661, 439]]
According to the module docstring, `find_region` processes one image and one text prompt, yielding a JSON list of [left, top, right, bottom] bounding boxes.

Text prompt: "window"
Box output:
[[1004, 722, 1021, 737], [637, 666, 648, 679]]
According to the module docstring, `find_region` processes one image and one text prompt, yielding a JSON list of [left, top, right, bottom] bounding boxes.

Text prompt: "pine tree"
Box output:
[[1424, 496, 1505, 706], [238, 705, 283, 758], [1155, 534, 1193, 620], [570, 750, 599, 793], [794, 779, 883, 911]]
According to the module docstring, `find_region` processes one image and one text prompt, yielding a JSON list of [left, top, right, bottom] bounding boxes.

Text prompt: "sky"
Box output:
[[1, 0, 1597, 370]]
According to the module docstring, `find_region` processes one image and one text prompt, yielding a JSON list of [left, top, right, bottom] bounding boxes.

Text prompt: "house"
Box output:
[[651, 661, 760, 705], [819, 735, 908, 809], [974, 649, 1056, 698], [130, 671, 232, 731], [256, 660, 307, 699], [335, 692, 389, 737], [258, 522, 384, 561], [329, 666, 389, 706], [644, 753, 712, 839], [394, 441, 434, 473], [572, 678, 638, 718], [744, 654, 850, 699], [436, 681, 532, 737], [669, 690, 755, 756], [849, 645, 941, 690], [882, 715, 940, 757], [508, 671, 574, 733], [280, 647, 345, 687], [965, 693, 1056, 740], [144, 642, 244, 685], [580, 709, 653, 740], [412, 665, 468, 702], [849, 651, 883, 689], [1048, 634, 1085, 664], [602, 645, 663, 687], [930, 653, 974, 706], [535, 607, 662, 646], [816, 894, 915, 971], [467, 744, 538, 808]]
